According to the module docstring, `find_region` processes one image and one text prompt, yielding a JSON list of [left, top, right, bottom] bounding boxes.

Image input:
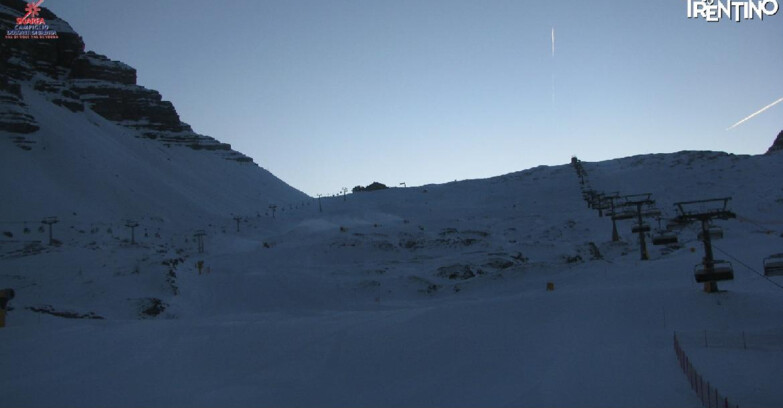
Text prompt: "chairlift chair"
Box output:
[[694, 260, 734, 283], [763, 254, 783, 277], [612, 208, 636, 221], [697, 226, 724, 240], [666, 218, 688, 231], [631, 224, 651, 234], [652, 231, 678, 245]]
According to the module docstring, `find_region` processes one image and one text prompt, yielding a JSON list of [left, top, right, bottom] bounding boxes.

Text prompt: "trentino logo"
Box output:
[[687, 0, 780, 22]]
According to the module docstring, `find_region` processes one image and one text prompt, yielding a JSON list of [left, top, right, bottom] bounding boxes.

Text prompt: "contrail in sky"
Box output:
[[726, 97, 783, 130], [551, 27, 555, 104]]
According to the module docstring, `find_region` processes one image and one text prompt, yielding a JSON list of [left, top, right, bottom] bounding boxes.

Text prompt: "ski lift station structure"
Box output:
[[674, 197, 736, 293]]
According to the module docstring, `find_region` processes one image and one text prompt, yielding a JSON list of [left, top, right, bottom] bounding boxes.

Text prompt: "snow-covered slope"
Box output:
[[0, 84, 307, 225], [2, 146, 783, 407], [3, 1, 783, 406], [0, 0, 308, 226]]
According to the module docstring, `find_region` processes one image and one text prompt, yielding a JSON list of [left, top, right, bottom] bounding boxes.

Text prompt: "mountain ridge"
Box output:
[[1, 0, 308, 224], [768, 130, 783, 154], [0, 0, 253, 161]]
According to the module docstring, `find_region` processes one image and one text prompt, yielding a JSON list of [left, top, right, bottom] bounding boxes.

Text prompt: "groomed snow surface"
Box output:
[[2, 88, 783, 407]]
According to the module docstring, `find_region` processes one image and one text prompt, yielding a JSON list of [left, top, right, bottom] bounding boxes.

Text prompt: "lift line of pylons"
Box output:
[[568, 156, 776, 294]]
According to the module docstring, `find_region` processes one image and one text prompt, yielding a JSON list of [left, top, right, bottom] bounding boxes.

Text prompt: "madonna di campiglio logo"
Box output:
[[4, 0, 59, 40]]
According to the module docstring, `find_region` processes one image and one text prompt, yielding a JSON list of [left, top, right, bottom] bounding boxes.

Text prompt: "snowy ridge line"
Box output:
[[711, 243, 783, 291], [674, 333, 740, 408]]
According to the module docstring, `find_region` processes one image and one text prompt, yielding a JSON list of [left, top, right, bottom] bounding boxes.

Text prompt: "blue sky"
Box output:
[[46, 0, 782, 196]]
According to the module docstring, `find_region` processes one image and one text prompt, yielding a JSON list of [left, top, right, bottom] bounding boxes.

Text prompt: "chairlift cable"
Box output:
[[736, 215, 782, 230], [711, 243, 783, 291]]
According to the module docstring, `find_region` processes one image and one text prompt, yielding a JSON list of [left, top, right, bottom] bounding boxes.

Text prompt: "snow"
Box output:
[[0, 83, 307, 227], [69, 79, 153, 93], [80, 52, 133, 71], [2, 83, 783, 407]]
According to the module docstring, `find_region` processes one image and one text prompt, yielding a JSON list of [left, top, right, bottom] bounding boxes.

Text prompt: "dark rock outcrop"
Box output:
[[0, 76, 38, 136], [767, 130, 783, 154], [26, 305, 105, 320], [0, 0, 255, 163], [436, 264, 480, 280], [70, 51, 136, 85], [0, 0, 85, 81], [137, 297, 168, 319]]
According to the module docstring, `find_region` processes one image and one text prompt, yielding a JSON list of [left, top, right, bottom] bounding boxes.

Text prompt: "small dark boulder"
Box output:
[[138, 298, 168, 318], [0, 288, 15, 309], [436, 264, 477, 280]]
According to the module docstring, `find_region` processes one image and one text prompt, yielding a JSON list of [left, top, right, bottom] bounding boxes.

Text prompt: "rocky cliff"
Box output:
[[0, 0, 250, 162], [767, 130, 783, 154]]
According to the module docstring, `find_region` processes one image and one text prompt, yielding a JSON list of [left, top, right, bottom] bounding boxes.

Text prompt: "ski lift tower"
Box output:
[[593, 192, 609, 217], [595, 191, 620, 219], [193, 230, 206, 254], [617, 194, 660, 261], [571, 156, 587, 185], [674, 198, 736, 293], [41, 216, 58, 246], [317, 194, 323, 213], [600, 193, 621, 241], [125, 220, 139, 245], [583, 189, 600, 210]]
